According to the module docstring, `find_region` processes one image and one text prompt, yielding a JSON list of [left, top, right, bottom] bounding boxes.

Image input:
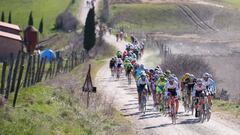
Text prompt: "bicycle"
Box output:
[[111, 67, 115, 77], [169, 95, 178, 125], [116, 66, 121, 79], [195, 91, 211, 123], [140, 89, 147, 114], [126, 71, 131, 85], [156, 93, 165, 113], [183, 85, 193, 113]]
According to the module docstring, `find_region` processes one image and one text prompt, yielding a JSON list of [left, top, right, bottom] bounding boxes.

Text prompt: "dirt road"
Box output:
[[79, 1, 240, 134]]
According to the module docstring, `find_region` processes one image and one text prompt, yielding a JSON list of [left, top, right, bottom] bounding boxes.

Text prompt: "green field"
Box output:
[[109, 4, 194, 33], [222, 0, 240, 7], [0, 0, 81, 37]]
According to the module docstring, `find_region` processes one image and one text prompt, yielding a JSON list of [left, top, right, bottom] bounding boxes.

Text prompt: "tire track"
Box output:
[[184, 5, 216, 32], [178, 4, 216, 32]]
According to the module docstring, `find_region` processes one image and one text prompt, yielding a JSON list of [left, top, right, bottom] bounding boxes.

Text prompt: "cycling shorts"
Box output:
[[138, 84, 146, 93], [186, 84, 194, 95], [168, 88, 177, 96], [195, 90, 204, 98], [117, 63, 122, 68]]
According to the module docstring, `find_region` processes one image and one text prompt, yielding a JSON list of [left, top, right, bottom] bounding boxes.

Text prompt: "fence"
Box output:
[[0, 50, 88, 107]]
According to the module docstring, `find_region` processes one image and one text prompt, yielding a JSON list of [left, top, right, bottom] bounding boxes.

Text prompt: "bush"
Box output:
[[161, 54, 213, 78], [55, 11, 78, 32]]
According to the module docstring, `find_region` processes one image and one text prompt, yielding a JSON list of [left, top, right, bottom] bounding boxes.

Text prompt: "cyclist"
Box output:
[[115, 57, 123, 78], [116, 51, 122, 58], [192, 79, 207, 117], [137, 72, 150, 110], [125, 61, 133, 81], [164, 76, 179, 114], [156, 74, 167, 111], [148, 69, 157, 108], [202, 73, 216, 107], [109, 58, 116, 76], [183, 73, 196, 111], [123, 50, 128, 60]]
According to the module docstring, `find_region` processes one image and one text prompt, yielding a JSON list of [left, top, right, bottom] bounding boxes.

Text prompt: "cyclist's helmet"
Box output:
[[149, 68, 154, 73], [165, 69, 171, 75], [160, 74, 165, 80], [196, 78, 202, 85], [168, 75, 175, 82], [141, 72, 146, 78], [185, 73, 190, 77], [203, 72, 209, 78]]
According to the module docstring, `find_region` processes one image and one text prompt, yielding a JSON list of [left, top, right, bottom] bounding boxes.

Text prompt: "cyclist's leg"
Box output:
[[207, 95, 212, 107], [176, 98, 179, 114], [137, 86, 143, 105]]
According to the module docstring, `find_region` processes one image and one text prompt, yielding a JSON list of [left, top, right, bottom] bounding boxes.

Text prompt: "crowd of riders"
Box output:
[[109, 35, 216, 120]]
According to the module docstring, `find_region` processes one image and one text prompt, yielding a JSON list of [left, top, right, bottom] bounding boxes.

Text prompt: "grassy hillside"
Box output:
[[109, 3, 194, 34], [0, 0, 81, 37]]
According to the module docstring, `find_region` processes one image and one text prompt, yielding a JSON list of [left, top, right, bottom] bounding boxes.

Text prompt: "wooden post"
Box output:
[[27, 55, 32, 87], [5, 53, 14, 99], [45, 60, 52, 80], [12, 64, 24, 107], [39, 58, 46, 81], [55, 59, 60, 76], [23, 55, 31, 87], [37, 57, 44, 82], [35, 54, 40, 82], [52, 59, 56, 78], [11, 51, 21, 92], [31, 54, 36, 84], [0, 61, 7, 95]]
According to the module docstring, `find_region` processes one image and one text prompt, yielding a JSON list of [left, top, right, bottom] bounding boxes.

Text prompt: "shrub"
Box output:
[[161, 54, 213, 78], [55, 11, 78, 32]]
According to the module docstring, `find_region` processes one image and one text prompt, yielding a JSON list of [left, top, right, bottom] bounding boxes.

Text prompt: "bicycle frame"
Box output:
[[169, 95, 177, 124]]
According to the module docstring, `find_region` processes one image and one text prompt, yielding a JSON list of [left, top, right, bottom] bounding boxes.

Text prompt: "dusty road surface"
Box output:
[[79, 0, 240, 134]]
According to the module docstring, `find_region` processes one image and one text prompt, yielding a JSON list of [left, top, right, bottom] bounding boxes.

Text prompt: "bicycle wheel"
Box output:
[[206, 100, 211, 122], [191, 97, 195, 115], [128, 74, 131, 85], [141, 95, 147, 114], [171, 100, 176, 124]]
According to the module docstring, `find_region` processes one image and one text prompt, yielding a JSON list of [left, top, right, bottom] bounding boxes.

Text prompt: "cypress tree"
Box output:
[[1, 11, 4, 22], [28, 11, 33, 26], [8, 11, 12, 23], [38, 17, 43, 34], [84, 7, 96, 52]]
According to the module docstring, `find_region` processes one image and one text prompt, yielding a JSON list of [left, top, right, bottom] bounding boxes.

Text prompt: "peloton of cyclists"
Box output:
[[108, 34, 216, 121]]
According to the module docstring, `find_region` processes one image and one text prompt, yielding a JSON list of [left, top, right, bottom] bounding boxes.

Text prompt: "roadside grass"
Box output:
[[0, 0, 81, 37], [0, 84, 92, 135], [109, 3, 194, 33], [213, 99, 240, 118]]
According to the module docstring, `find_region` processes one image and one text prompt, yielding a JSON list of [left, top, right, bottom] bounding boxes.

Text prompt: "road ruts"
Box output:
[[178, 4, 216, 32]]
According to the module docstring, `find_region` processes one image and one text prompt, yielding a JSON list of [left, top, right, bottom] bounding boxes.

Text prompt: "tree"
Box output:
[[84, 7, 96, 52], [28, 11, 33, 26], [38, 17, 43, 33], [8, 11, 12, 23], [1, 11, 4, 22]]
